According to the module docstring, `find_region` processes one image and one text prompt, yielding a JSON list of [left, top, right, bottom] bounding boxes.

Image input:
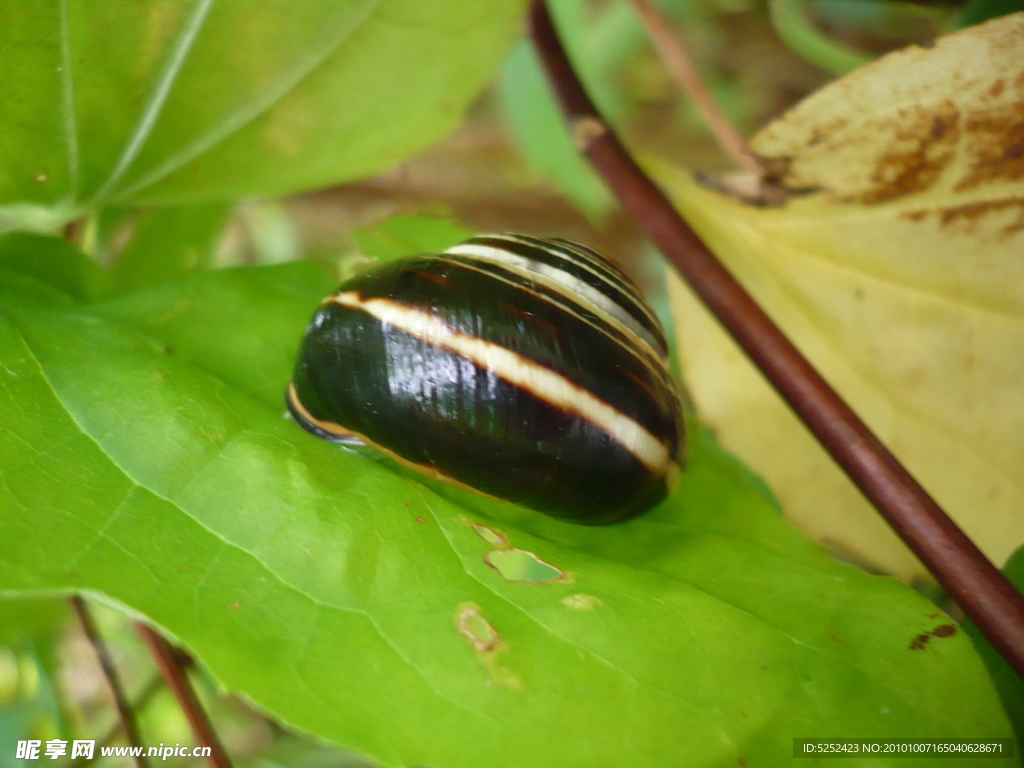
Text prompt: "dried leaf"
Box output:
[[665, 13, 1024, 578]]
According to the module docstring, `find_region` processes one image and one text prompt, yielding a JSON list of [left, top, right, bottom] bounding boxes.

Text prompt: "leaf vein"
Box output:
[[90, 0, 217, 205]]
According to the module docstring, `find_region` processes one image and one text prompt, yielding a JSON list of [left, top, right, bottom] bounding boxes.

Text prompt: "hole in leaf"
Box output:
[[471, 523, 507, 547], [485, 549, 563, 583], [456, 604, 500, 653]]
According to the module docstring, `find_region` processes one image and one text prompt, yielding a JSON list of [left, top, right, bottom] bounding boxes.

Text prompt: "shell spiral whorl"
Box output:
[[287, 233, 685, 524]]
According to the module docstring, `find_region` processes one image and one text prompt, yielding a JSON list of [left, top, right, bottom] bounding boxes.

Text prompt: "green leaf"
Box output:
[[962, 545, 1024, 743], [0, 598, 67, 649], [0, 237, 1014, 767], [498, 40, 613, 219], [496, 0, 653, 220], [953, 0, 1024, 28], [0, 232, 108, 303], [0, 0, 526, 227], [109, 201, 232, 294], [351, 214, 474, 262], [240, 734, 378, 768]]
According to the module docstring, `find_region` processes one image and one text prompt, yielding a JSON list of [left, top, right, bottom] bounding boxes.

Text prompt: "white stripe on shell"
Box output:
[[433, 254, 676, 393], [444, 241, 665, 359], [329, 291, 672, 474], [492, 233, 663, 333]]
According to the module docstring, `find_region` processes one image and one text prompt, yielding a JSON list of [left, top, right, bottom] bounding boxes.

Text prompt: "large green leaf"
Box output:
[[0, 0, 525, 230], [0, 237, 1014, 767]]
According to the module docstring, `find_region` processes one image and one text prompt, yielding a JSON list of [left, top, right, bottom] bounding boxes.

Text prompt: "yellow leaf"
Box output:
[[665, 13, 1024, 579]]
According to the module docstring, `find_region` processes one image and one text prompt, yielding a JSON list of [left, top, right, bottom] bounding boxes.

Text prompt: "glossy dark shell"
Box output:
[[287, 234, 684, 524]]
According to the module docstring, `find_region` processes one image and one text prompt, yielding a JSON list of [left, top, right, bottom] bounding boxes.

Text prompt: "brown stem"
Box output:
[[72, 674, 166, 768], [69, 596, 148, 768], [529, 0, 1024, 679], [136, 623, 233, 768], [628, 0, 761, 175]]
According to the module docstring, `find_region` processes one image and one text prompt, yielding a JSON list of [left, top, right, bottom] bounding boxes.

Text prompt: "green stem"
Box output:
[[769, 0, 873, 75]]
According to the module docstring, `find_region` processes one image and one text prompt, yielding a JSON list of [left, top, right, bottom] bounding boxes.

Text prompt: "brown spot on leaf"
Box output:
[[738, 757, 747, 767], [861, 104, 960, 203], [955, 100, 1024, 191], [807, 117, 850, 148], [909, 632, 931, 651], [989, 79, 1005, 98], [455, 603, 522, 689], [901, 197, 1024, 238], [415, 516, 425, 524], [942, 197, 1024, 227], [909, 623, 958, 650]]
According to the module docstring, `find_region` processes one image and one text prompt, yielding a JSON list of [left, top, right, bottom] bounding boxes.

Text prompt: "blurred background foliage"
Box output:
[[67, 0, 1014, 307], [3, 0, 1023, 764]]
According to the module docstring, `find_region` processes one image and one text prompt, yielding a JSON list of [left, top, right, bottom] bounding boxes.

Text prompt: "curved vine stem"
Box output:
[[768, 0, 872, 75], [529, 0, 1024, 679], [627, 0, 761, 175]]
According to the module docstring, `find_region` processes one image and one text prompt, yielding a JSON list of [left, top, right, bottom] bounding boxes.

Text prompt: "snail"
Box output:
[[286, 233, 684, 524]]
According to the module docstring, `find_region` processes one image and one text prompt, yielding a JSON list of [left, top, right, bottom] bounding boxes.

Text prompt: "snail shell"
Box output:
[[287, 233, 684, 524]]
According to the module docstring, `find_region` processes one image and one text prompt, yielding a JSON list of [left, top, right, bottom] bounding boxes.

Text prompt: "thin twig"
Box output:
[[71, 672, 171, 767], [628, 0, 761, 174], [135, 623, 233, 768], [69, 596, 148, 768], [529, 0, 1024, 679]]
